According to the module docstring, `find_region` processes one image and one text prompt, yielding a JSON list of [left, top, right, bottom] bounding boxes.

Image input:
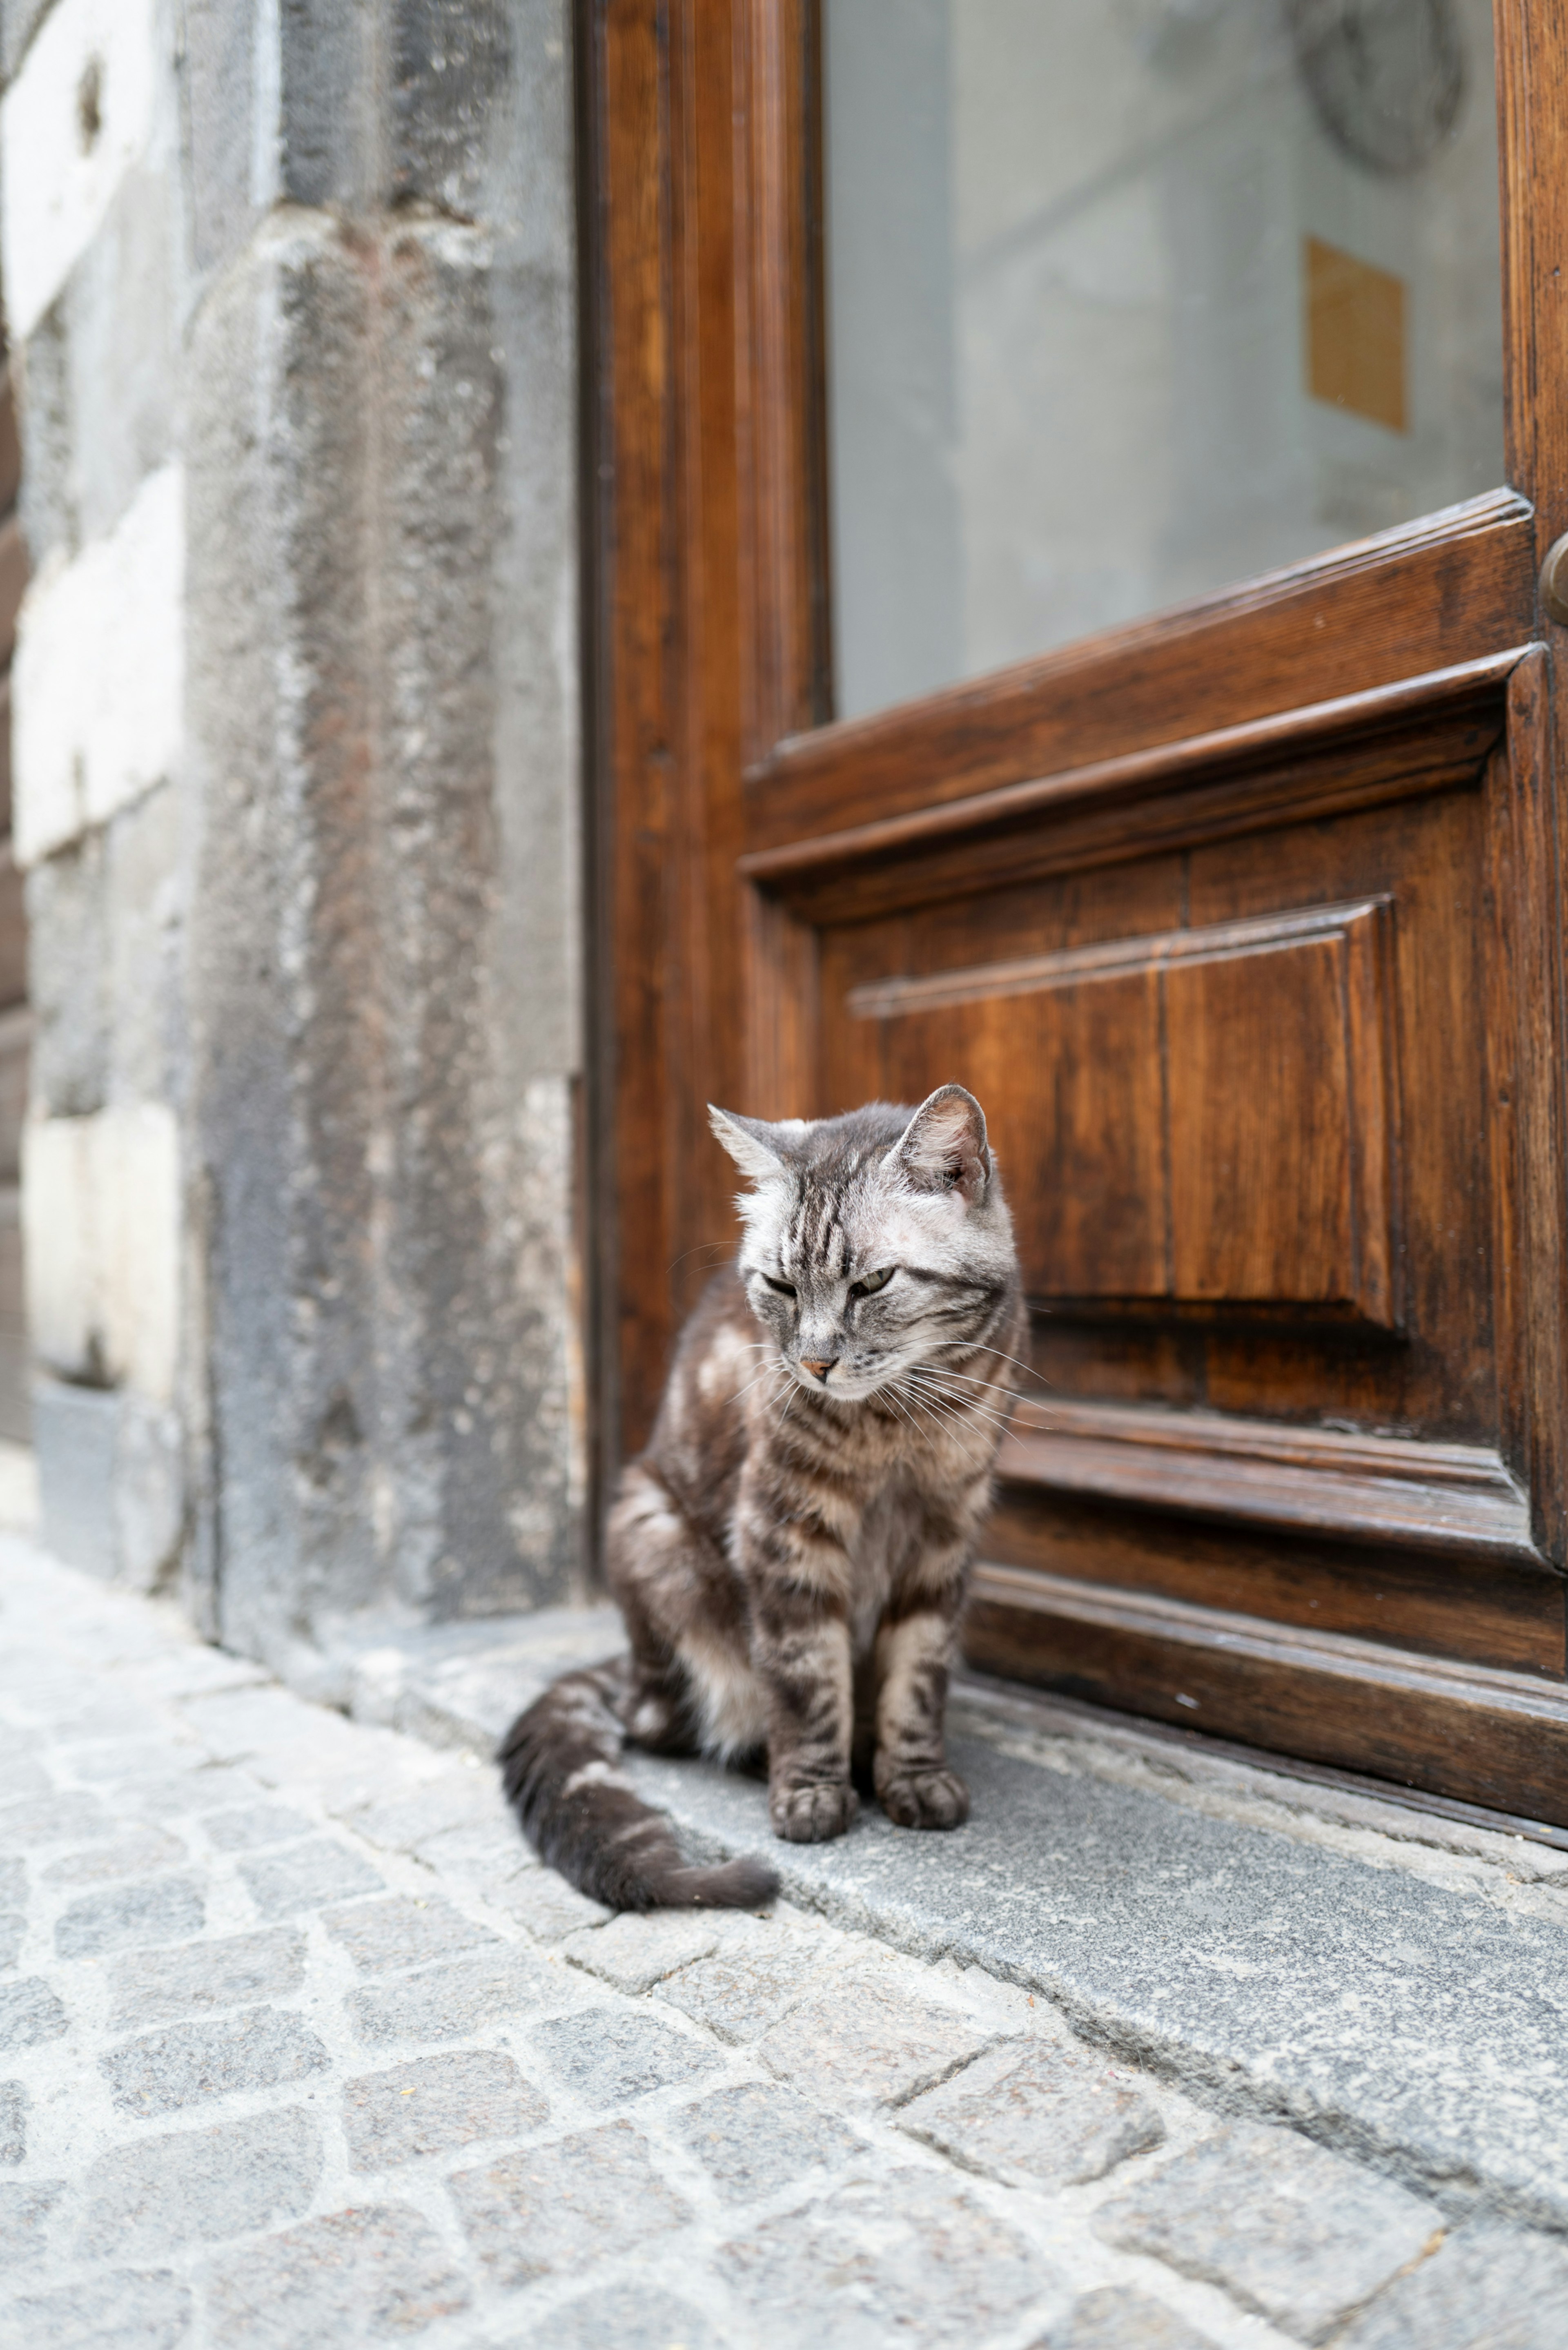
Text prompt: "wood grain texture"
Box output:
[[963, 1563, 1568, 1823], [981, 1485, 1565, 1678], [997, 1398, 1535, 1563], [588, 0, 823, 1458], [745, 496, 1534, 847], [848, 900, 1397, 1322], [741, 648, 1518, 912]]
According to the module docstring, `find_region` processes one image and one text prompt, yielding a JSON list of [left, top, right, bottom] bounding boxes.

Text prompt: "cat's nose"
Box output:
[[800, 1356, 836, 1381]]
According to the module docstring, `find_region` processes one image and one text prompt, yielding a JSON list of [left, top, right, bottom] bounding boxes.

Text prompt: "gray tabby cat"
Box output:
[[500, 1083, 1025, 1909]]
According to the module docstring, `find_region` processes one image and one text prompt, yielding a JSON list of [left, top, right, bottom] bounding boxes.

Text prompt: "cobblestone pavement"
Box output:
[[2, 1538, 1566, 2349]]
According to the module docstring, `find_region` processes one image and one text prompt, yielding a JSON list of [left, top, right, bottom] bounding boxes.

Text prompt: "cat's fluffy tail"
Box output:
[[498, 1660, 780, 1913]]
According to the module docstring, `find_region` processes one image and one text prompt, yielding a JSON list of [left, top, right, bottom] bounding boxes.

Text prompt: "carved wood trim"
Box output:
[[844, 897, 1388, 1019], [995, 1399, 1539, 1564], [740, 649, 1523, 920]]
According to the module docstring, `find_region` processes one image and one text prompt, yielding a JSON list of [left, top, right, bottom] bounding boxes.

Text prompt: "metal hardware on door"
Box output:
[[1540, 532, 1568, 626]]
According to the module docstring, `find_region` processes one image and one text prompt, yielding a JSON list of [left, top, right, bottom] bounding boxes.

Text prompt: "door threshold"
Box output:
[[953, 1665, 1568, 1855]]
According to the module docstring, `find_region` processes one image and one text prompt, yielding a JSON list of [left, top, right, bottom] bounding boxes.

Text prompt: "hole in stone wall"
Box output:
[[76, 58, 103, 155]]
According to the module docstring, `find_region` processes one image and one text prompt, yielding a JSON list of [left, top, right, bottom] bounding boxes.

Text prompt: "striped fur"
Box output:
[[500, 1085, 1024, 1911]]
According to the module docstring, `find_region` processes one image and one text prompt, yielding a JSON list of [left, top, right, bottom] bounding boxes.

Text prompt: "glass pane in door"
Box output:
[[824, 0, 1504, 720]]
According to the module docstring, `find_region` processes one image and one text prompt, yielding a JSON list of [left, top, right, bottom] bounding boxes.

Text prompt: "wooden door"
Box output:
[[586, 0, 1568, 1824]]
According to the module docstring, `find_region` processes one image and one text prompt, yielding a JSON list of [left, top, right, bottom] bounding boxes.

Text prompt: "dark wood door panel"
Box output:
[[592, 0, 1568, 1824], [846, 899, 1397, 1327], [794, 651, 1568, 1736]]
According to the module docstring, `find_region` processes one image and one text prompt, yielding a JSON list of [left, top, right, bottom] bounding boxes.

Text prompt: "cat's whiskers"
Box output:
[[901, 1369, 1018, 1439]]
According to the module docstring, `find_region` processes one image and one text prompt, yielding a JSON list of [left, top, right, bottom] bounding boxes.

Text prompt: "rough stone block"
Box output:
[[343, 2049, 547, 2170], [562, 1911, 719, 1995], [673, 2082, 863, 2204], [0, 0, 159, 340], [1333, 2225, 1568, 2348], [204, 2203, 470, 2348], [14, 465, 184, 861], [900, 2040, 1165, 2189], [238, 1840, 384, 1918], [1094, 2123, 1443, 2340], [718, 2168, 1065, 2348], [485, 1863, 608, 1941], [101, 2007, 331, 2117], [543, 2283, 726, 2350], [0, 1977, 67, 2053], [390, 0, 512, 219], [77, 2109, 321, 2259], [1036, 2287, 1222, 2350], [0, 2178, 61, 2265], [109, 1927, 307, 2029], [321, 1895, 496, 1975], [0, 1788, 110, 1850], [347, 1948, 563, 2046], [0, 2267, 191, 2350], [201, 1805, 314, 1853], [0, 2081, 24, 2165], [0, 1862, 20, 1909], [530, 2008, 722, 2110], [450, 2119, 691, 2288], [756, 1964, 1003, 2107], [55, 1875, 204, 1958], [42, 1826, 185, 1884], [654, 1939, 833, 2045], [0, 1915, 19, 1970]]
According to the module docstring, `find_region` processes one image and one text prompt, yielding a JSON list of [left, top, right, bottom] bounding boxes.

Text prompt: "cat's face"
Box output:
[[710, 1087, 1019, 1403]]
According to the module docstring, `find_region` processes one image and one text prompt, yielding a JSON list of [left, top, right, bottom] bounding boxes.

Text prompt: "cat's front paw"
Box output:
[[769, 1780, 859, 1843], [878, 1767, 970, 1830]]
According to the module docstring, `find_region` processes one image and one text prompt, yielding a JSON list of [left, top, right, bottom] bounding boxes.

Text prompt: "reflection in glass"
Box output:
[[824, 0, 1504, 721]]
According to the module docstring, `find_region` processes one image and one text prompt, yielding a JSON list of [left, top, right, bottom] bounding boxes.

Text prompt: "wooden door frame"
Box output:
[[582, 0, 1568, 1817]]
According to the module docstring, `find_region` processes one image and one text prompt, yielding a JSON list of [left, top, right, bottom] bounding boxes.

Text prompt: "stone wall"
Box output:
[[0, 0, 584, 1664]]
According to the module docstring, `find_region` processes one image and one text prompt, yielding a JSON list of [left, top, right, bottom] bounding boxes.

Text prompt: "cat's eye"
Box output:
[[761, 1273, 796, 1297], [849, 1266, 894, 1298]]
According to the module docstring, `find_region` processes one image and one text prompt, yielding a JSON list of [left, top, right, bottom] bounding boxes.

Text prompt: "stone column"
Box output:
[[2, 0, 584, 1669]]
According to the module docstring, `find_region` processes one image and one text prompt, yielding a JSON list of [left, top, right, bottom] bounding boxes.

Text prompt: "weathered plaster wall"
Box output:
[[0, 0, 584, 1661]]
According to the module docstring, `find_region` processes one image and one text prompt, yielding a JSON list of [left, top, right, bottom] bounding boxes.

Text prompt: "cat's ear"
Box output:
[[708, 1105, 806, 1185], [893, 1084, 990, 1205]]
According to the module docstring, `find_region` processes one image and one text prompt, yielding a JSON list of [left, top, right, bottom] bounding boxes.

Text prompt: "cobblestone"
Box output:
[[0, 2268, 192, 2350], [1094, 2122, 1443, 2338], [323, 1893, 497, 1974], [717, 2167, 1066, 2348], [205, 2203, 470, 2347], [343, 2049, 547, 2170], [1332, 2223, 1568, 2347], [237, 1840, 384, 1918], [530, 2007, 722, 2107], [755, 1958, 1005, 2106], [0, 1533, 1561, 2348], [108, 1928, 307, 2027], [0, 1978, 67, 2053], [346, 1949, 563, 2046], [55, 1875, 206, 1958], [77, 2109, 321, 2258], [450, 2119, 693, 2287], [101, 2008, 332, 2116], [1041, 2287, 1222, 2349], [900, 2040, 1167, 2188]]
